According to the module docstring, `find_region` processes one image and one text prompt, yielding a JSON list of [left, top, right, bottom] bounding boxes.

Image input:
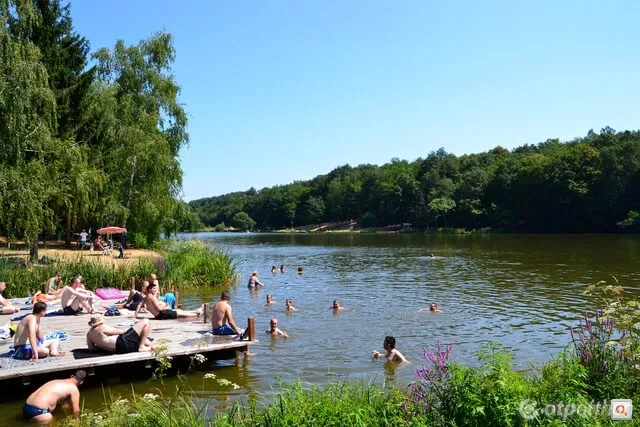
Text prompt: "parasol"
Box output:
[[97, 226, 127, 235]]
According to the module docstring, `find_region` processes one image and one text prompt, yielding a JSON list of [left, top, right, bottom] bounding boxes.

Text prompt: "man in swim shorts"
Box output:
[[134, 282, 203, 320], [23, 370, 86, 422], [211, 291, 244, 335], [86, 314, 153, 353], [60, 277, 97, 314], [13, 302, 63, 360], [0, 281, 19, 315]]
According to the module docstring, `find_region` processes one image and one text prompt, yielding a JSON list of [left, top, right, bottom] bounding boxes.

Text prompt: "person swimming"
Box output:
[[285, 299, 298, 311], [248, 271, 265, 288], [265, 294, 276, 306], [331, 299, 345, 310]]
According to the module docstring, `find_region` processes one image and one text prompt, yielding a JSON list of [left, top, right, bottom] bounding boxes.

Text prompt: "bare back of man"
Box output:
[[14, 314, 61, 359], [25, 380, 80, 423], [87, 318, 153, 353], [211, 295, 243, 335]]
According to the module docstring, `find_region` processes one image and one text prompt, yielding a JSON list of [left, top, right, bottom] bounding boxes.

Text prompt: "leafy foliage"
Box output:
[[191, 129, 640, 232]]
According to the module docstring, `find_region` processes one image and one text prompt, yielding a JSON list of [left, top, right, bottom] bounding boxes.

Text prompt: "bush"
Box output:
[[164, 240, 237, 288]]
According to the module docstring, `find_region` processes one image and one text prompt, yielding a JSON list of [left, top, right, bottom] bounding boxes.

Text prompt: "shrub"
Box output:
[[164, 240, 237, 288]]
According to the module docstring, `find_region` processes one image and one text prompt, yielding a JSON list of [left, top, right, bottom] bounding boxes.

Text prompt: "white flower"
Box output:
[[217, 378, 232, 386], [113, 398, 129, 406], [232, 383, 240, 390], [203, 373, 217, 380], [143, 393, 159, 400], [193, 353, 207, 363]]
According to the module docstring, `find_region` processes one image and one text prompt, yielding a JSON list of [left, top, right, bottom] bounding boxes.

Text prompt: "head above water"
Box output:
[[221, 290, 231, 301], [332, 299, 340, 308], [383, 336, 396, 349], [270, 318, 278, 326], [430, 303, 438, 311]]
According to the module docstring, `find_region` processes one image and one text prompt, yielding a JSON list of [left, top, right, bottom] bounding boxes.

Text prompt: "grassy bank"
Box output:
[[0, 240, 237, 297], [57, 278, 640, 426]]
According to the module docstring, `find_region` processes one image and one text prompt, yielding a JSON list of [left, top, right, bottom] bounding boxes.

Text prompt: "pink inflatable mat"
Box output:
[[95, 288, 129, 300]]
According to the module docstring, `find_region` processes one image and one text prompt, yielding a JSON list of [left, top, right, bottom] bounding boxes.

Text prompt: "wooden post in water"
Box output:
[[203, 303, 209, 324], [247, 317, 255, 341], [130, 277, 135, 291], [175, 288, 182, 309]]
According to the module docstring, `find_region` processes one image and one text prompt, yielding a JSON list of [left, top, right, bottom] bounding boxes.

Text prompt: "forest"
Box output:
[[0, 0, 200, 255], [190, 127, 640, 233]]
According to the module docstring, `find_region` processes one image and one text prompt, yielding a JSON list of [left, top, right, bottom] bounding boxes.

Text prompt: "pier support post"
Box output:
[[130, 277, 135, 291], [247, 317, 255, 341], [203, 303, 209, 323], [175, 288, 182, 309]]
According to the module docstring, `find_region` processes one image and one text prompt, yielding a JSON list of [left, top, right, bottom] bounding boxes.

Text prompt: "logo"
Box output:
[[611, 399, 632, 420]]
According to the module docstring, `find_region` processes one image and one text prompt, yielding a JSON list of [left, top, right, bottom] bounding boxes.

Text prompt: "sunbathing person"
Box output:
[[135, 282, 202, 320], [211, 291, 244, 335], [265, 318, 288, 337], [149, 273, 176, 308], [0, 281, 19, 315], [46, 272, 64, 299], [117, 281, 149, 311], [86, 314, 153, 353], [60, 278, 98, 314], [13, 302, 63, 360]]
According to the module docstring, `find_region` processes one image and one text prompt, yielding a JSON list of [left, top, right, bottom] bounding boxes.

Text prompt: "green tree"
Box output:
[[232, 212, 256, 231]]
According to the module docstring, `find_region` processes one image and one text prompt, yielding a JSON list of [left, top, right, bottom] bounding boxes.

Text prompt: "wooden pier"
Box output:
[[0, 299, 257, 400]]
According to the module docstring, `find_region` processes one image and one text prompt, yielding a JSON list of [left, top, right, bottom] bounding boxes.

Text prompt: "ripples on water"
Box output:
[[4, 233, 637, 424]]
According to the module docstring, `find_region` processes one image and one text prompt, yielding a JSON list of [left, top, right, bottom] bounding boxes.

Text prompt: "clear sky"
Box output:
[[70, 1, 640, 201]]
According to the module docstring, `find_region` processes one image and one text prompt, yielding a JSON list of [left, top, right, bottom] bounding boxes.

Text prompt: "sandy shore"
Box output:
[[0, 238, 162, 266]]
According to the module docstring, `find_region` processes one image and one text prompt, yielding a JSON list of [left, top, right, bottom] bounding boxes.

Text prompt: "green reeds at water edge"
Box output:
[[0, 241, 237, 298]]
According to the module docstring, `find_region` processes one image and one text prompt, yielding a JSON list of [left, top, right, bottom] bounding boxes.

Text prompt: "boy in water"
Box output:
[[372, 336, 408, 363]]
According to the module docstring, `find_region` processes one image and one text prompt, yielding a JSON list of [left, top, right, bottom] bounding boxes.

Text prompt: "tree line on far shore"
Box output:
[[0, 0, 200, 257], [190, 127, 640, 233]]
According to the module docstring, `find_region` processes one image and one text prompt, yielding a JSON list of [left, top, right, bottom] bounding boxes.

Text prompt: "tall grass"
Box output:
[[0, 257, 155, 298], [163, 240, 237, 288]]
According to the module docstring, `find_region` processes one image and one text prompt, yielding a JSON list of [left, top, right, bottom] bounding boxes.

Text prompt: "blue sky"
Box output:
[[70, 1, 640, 201]]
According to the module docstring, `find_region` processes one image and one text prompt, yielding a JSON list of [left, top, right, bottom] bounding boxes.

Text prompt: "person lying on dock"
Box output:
[[266, 318, 288, 337], [135, 282, 203, 320], [86, 314, 154, 353], [0, 281, 20, 315], [285, 299, 298, 311], [13, 302, 64, 360], [211, 290, 244, 336], [372, 336, 408, 363], [60, 278, 98, 314], [265, 294, 276, 306], [247, 271, 265, 288], [22, 370, 86, 423]]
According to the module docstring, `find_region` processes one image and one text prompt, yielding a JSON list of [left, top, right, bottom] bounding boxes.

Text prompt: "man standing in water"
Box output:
[[22, 370, 86, 422], [372, 336, 408, 363], [211, 291, 244, 336]]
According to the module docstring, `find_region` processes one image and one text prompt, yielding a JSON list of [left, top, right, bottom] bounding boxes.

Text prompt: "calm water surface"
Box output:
[[3, 233, 640, 425]]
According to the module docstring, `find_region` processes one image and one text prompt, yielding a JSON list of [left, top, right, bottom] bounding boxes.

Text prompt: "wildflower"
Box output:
[[113, 398, 129, 406], [217, 378, 232, 386], [203, 373, 217, 380], [143, 393, 159, 400], [192, 353, 207, 364], [232, 383, 240, 390]]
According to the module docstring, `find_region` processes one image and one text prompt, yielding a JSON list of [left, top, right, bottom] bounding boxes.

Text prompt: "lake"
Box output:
[[2, 232, 640, 424]]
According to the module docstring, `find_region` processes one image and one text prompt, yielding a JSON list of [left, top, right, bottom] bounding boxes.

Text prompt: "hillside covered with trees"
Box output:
[[190, 127, 640, 233], [0, 0, 200, 255]]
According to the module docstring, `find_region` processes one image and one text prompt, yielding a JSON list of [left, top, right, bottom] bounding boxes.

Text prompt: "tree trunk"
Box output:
[[29, 241, 39, 263], [65, 211, 72, 248]]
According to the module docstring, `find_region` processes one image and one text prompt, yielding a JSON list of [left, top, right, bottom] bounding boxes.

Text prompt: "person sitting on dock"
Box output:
[[117, 281, 149, 311], [60, 277, 98, 315], [0, 281, 20, 315], [46, 272, 64, 299], [372, 336, 408, 363], [211, 291, 244, 336], [266, 318, 288, 337], [149, 273, 177, 308], [22, 370, 86, 423], [247, 271, 264, 288], [86, 314, 154, 353], [135, 282, 203, 320], [265, 294, 276, 306], [13, 302, 64, 360], [285, 299, 298, 312]]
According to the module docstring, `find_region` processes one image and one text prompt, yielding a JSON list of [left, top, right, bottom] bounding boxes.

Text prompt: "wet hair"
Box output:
[[33, 301, 47, 314], [384, 336, 396, 348], [147, 282, 157, 292], [72, 370, 87, 383], [221, 290, 231, 300]]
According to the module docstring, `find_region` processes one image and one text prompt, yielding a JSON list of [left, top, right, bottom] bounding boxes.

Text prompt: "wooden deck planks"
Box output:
[[0, 301, 256, 381]]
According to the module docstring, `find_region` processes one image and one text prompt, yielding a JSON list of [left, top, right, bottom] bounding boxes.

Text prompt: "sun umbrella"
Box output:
[[97, 226, 127, 235]]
